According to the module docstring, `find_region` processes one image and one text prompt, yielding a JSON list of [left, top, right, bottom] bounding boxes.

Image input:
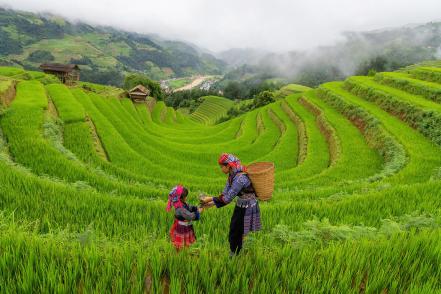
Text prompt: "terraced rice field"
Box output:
[[0, 65, 441, 292], [190, 95, 234, 124]]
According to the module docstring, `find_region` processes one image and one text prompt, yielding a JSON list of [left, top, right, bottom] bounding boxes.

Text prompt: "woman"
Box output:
[[202, 153, 261, 255]]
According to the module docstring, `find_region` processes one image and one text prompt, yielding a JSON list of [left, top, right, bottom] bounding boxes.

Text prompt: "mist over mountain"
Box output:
[[218, 22, 441, 85]]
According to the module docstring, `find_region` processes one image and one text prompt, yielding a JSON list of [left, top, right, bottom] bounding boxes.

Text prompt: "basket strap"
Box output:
[[236, 172, 257, 195]]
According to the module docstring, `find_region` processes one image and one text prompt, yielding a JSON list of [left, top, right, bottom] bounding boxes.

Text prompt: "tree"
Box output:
[[165, 88, 219, 109], [223, 81, 247, 100], [294, 63, 345, 87], [27, 50, 55, 63], [123, 73, 164, 100], [356, 56, 388, 75], [70, 56, 93, 66], [254, 91, 275, 108], [81, 68, 124, 87]]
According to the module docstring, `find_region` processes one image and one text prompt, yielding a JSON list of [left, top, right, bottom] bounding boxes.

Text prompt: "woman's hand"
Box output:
[[203, 196, 213, 203]]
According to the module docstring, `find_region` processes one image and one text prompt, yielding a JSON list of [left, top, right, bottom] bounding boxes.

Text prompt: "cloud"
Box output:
[[1, 0, 440, 52]]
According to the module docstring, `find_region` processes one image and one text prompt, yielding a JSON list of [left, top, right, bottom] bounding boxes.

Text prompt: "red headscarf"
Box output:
[[166, 185, 185, 212], [218, 153, 247, 174]]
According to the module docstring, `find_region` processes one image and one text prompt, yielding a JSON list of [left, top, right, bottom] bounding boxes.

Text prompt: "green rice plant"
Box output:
[[281, 98, 307, 164], [151, 100, 167, 124], [46, 84, 86, 123], [79, 81, 125, 96], [1, 66, 441, 291], [191, 96, 234, 125], [298, 94, 340, 166], [258, 101, 299, 169], [86, 91, 281, 181], [344, 76, 441, 146], [87, 92, 227, 181], [72, 89, 234, 192], [318, 82, 407, 182], [277, 90, 383, 190], [274, 83, 312, 99], [274, 93, 336, 188], [0, 66, 25, 77], [375, 72, 441, 103], [1, 218, 441, 292], [409, 67, 441, 83], [322, 82, 441, 184], [1, 81, 165, 198]]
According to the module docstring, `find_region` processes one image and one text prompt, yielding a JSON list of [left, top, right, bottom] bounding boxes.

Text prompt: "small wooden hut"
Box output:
[[39, 63, 80, 85], [128, 84, 150, 102]]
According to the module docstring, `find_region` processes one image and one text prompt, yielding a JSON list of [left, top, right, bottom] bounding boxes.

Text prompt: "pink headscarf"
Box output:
[[166, 185, 185, 212]]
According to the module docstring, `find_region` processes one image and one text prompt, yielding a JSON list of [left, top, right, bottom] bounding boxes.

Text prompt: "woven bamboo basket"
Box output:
[[246, 162, 275, 201]]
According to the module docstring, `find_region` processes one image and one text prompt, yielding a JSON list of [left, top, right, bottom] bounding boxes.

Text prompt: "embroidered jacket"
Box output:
[[175, 203, 200, 221], [213, 172, 257, 208]]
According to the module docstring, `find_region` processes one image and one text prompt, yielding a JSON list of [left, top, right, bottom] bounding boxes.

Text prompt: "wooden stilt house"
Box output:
[[39, 63, 80, 85], [128, 84, 150, 102]]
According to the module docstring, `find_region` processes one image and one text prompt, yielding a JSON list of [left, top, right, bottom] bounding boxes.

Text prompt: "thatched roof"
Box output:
[[40, 63, 80, 73], [129, 84, 150, 95]]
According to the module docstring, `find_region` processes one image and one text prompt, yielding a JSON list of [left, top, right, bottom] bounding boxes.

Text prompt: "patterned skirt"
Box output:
[[243, 202, 262, 236], [170, 220, 196, 249]]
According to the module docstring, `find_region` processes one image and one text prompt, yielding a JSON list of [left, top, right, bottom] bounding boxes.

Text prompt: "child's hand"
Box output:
[[201, 201, 214, 209], [199, 194, 207, 205], [198, 207, 204, 213]]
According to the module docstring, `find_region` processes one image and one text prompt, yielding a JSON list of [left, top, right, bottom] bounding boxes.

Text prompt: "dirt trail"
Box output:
[[174, 76, 211, 92], [0, 80, 16, 107]]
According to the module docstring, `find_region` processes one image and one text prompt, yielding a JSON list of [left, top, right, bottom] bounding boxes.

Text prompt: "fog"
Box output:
[[1, 0, 441, 53]]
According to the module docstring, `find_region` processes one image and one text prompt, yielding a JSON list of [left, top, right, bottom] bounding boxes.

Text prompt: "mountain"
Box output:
[[0, 7, 227, 86]]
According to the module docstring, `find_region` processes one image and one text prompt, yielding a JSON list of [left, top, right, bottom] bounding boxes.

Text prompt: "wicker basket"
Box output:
[[246, 162, 275, 201]]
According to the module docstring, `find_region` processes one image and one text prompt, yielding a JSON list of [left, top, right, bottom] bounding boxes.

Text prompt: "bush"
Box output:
[[368, 69, 377, 77]]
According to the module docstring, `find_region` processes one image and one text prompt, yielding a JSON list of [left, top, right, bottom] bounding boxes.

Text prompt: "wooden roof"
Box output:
[[129, 84, 150, 95], [39, 63, 80, 73], [130, 91, 148, 96]]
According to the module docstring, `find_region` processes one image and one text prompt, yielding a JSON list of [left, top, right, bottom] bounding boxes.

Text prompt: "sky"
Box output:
[[1, 0, 441, 52]]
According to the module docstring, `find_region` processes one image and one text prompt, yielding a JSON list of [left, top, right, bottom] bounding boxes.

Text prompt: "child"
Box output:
[[167, 185, 202, 250]]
